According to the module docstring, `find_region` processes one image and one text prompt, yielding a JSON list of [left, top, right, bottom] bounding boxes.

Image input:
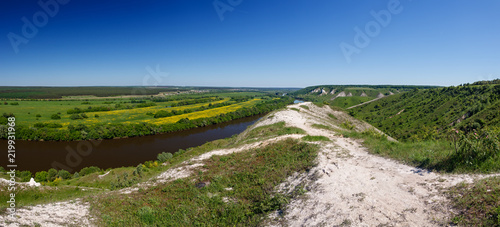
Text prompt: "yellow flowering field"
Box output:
[[39, 98, 230, 126], [141, 98, 262, 125]]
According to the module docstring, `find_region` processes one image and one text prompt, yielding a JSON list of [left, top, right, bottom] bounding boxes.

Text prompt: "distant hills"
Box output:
[[293, 85, 438, 109], [293, 81, 500, 141], [349, 82, 500, 141]]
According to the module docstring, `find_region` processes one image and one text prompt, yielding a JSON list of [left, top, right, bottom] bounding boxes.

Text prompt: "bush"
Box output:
[[157, 152, 173, 162], [57, 170, 71, 179], [17, 171, 32, 182], [2, 113, 14, 118], [138, 206, 155, 224], [35, 171, 48, 182], [70, 114, 83, 120], [50, 114, 61, 120], [174, 149, 186, 157], [110, 172, 138, 190], [79, 166, 101, 176], [47, 168, 57, 182], [450, 129, 500, 171], [153, 110, 173, 118], [35, 114, 42, 118], [133, 164, 143, 177]]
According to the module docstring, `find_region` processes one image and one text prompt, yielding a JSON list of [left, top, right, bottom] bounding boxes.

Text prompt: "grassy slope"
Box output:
[[342, 83, 500, 226], [350, 85, 500, 141], [293, 85, 437, 109], [93, 138, 317, 226], [0, 120, 317, 226]]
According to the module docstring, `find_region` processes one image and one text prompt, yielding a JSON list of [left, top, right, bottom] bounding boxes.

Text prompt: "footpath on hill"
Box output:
[[1, 102, 499, 226]]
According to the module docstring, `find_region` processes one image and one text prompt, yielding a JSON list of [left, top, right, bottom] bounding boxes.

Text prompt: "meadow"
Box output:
[[0, 88, 294, 141]]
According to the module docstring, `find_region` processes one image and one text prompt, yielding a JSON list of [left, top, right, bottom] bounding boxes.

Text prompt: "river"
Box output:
[[0, 115, 263, 173]]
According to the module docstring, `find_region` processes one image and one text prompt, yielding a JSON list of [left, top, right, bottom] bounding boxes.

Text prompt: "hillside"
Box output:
[[349, 84, 500, 141], [294, 85, 438, 108], [2, 102, 499, 226]]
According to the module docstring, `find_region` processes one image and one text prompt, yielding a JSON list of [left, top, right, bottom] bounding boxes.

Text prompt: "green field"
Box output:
[[0, 89, 295, 141]]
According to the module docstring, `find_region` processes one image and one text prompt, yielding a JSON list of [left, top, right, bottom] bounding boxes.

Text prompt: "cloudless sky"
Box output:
[[1, 0, 499, 87]]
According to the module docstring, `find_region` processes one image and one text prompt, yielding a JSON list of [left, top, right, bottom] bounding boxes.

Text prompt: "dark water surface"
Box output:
[[1, 115, 262, 173]]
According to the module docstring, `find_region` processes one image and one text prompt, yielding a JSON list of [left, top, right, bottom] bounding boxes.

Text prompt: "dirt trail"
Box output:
[[264, 102, 498, 226], [1, 102, 498, 226]]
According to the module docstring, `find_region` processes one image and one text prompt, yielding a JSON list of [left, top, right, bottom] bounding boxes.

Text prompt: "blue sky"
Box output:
[[1, 0, 499, 87]]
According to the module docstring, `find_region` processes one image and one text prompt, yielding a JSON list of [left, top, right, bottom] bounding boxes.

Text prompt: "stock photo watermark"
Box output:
[[339, 0, 405, 63], [213, 0, 243, 21], [6, 117, 17, 218], [7, 0, 70, 54]]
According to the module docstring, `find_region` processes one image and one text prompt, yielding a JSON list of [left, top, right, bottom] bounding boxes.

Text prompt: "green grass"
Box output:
[[0, 184, 103, 210], [89, 138, 318, 226], [311, 124, 331, 130], [290, 107, 300, 112], [448, 176, 500, 226], [245, 122, 305, 139], [350, 84, 500, 141], [302, 135, 330, 142], [299, 105, 309, 110], [344, 130, 500, 173], [330, 96, 374, 108]]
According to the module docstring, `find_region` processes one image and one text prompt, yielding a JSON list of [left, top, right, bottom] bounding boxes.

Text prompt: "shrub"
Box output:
[[110, 172, 138, 190], [35, 114, 42, 118], [52, 177, 62, 186], [17, 171, 33, 182], [35, 171, 48, 182], [450, 129, 500, 171], [70, 114, 83, 120], [157, 152, 173, 162], [2, 113, 15, 118], [47, 168, 57, 182], [57, 170, 71, 179], [79, 166, 101, 176], [174, 149, 186, 157], [133, 164, 143, 177], [138, 206, 155, 224], [50, 114, 61, 120]]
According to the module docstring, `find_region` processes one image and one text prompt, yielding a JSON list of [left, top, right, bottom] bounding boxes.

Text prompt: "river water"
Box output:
[[1, 115, 262, 173]]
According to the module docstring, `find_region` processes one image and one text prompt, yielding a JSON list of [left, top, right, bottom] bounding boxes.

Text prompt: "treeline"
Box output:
[[351, 83, 500, 141], [0, 97, 293, 141], [0, 86, 185, 99]]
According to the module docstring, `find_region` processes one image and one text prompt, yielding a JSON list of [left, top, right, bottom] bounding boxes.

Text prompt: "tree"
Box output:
[[51, 114, 61, 120], [57, 170, 71, 179], [35, 171, 48, 182], [47, 168, 58, 182]]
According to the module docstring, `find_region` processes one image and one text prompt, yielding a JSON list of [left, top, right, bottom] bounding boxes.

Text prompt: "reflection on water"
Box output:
[[0, 115, 262, 173]]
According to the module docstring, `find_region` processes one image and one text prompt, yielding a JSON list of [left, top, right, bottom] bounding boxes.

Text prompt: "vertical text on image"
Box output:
[[6, 117, 17, 218]]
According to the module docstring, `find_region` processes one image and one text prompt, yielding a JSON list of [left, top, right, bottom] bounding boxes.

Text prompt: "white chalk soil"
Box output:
[[1, 102, 497, 226]]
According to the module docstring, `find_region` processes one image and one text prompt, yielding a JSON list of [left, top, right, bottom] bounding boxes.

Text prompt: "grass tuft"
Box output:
[[302, 135, 330, 142], [448, 176, 500, 226]]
